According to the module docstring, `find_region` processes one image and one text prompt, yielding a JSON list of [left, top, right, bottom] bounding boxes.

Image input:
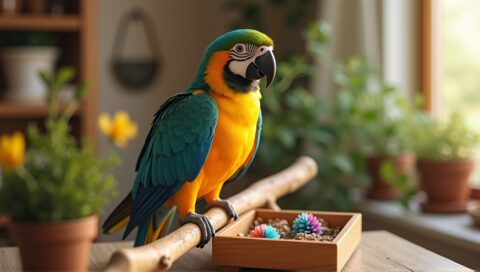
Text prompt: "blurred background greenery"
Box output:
[[223, 0, 479, 211]]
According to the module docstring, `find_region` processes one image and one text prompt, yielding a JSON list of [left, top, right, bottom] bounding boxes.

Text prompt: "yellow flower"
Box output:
[[98, 111, 138, 148], [0, 132, 25, 171]]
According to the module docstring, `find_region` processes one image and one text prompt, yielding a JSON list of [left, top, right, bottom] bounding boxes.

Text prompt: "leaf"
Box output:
[[278, 130, 296, 149], [74, 81, 89, 101], [331, 153, 353, 174], [39, 70, 53, 85], [380, 161, 396, 184], [399, 189, 417, 211], [312, 129, 333, 146], [56, 67, 76, 87]]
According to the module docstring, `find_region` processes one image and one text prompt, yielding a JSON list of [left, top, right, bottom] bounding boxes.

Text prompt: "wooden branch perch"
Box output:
[[105, 156, 318, 272]]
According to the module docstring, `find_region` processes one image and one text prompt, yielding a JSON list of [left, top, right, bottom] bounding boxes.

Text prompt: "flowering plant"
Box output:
[[0, 67, 137, 222]]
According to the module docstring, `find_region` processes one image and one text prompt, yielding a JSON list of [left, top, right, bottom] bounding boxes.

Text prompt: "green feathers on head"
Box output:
[[206, 29, 273, 52], [189, 29, 273, 91]]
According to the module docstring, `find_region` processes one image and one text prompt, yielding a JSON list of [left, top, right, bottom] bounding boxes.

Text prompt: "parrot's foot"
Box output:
[[206, 200, 238, 220], [180, 212, 214, 248]]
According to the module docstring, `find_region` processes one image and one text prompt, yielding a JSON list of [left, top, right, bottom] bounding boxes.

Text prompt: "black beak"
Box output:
[[246, 50, 276, 87]]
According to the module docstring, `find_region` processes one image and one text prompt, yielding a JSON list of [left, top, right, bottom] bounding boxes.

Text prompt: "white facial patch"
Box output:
[[228, 44, 273, 78], [228, 58, 255, 78]]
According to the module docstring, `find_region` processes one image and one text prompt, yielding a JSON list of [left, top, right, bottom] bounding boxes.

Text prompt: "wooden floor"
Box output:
[[0, 231, 473, 271]]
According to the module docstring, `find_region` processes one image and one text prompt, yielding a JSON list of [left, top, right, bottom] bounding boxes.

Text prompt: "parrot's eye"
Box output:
[[234, 44, 245, 53]]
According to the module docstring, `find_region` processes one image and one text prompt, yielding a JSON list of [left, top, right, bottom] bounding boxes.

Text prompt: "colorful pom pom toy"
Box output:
[[292, 213, 322, 234], [249, 224, 280, 239]]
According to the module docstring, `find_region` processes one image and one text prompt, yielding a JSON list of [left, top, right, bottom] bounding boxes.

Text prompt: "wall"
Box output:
[[98, 0, 233, 241]]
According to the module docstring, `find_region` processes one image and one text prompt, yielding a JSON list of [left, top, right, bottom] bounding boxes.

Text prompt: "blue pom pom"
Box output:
[[263, 225, 280, 239]]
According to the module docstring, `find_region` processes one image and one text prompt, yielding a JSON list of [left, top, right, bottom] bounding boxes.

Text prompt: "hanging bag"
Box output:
[[112, 7, 161, 90]]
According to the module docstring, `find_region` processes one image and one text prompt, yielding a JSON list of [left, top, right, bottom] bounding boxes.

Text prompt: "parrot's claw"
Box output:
[[180, 212, 214, 248], [206, 200, 238, 220]]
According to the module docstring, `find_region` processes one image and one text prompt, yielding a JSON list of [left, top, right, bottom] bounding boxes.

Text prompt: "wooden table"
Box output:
[[0, 231, 473, 271]]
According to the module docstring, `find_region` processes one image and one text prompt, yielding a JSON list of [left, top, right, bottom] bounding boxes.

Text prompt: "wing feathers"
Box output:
[[125, 92, 218, 237]]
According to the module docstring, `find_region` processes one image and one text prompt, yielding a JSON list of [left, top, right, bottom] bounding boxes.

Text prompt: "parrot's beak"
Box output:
[[246, 50, 276, 87]]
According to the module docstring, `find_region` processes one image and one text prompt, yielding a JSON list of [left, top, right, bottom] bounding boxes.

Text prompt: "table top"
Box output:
[[0, 230, 473, 271]]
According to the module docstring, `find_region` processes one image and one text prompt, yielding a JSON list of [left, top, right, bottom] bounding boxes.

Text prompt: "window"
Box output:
[[442, 0, 480, 184]]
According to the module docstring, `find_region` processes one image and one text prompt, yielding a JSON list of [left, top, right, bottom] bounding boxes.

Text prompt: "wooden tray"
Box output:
[[212, 209, 362, 271]]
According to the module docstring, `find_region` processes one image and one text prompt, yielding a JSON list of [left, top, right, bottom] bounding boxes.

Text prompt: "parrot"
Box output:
[[102, 29, 276, 248]]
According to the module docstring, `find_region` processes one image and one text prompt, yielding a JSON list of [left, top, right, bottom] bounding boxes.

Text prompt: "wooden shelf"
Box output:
[[0, 0, 96, 141], [0, 102, 81, 118], [0, 15, 81, 31]]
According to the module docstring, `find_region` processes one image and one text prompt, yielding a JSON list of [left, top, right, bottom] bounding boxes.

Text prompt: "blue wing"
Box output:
[[123, 92, 218, 238]]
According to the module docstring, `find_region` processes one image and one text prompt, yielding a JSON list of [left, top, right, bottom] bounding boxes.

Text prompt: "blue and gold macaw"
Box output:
[[102, 29, 276, 248]]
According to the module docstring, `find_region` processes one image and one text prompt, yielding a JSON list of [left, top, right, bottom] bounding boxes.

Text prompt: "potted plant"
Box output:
[[258, 24, 369, 211], [414, 113, 479, 213], [352, 84, 416, 200], [0, 67, 137, 271], [0, 32, 59, 103]]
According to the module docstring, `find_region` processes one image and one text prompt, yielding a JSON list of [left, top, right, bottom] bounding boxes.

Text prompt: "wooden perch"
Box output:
[[105, 156, 318, 272]]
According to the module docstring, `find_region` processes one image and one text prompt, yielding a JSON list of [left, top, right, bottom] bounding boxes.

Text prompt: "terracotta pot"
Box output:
[[417, 159, 474, 213], [11, 214, 98, 271], [471, 186, 480, 199], [366, 154, 415, 200]]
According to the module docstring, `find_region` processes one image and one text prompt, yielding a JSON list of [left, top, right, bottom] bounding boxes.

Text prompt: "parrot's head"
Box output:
[[190, 29, 276, 95]]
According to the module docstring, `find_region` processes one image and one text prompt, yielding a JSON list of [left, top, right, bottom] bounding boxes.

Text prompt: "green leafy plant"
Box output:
[[258, 23, 369, 210], [225, 0, 316, 30], [333, 55, 425, 158], [414, 112, 479, 161], [334, 58, 436, 209], [380, 161, 417, 210], [226, 3, 428, 210], [0, 67, 118, 222], [353, 87, 413, 156]]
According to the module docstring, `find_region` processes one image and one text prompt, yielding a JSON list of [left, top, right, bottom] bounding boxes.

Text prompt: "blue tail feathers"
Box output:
[[134, 206, 177, 247]]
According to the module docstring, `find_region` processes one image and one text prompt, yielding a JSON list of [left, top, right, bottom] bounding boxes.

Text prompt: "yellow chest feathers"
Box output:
[[199, 91, 260, 194], [211, 91, 261, 127]]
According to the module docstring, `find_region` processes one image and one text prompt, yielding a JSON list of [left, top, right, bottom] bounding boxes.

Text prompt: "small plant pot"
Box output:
[[11, 214, 98, 271], [0, 47, 59, 103], [471, 185, 480, 199], [366, 154, 415, 200], [417, 159, 474, 213], [213, 209, 362, 271]]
